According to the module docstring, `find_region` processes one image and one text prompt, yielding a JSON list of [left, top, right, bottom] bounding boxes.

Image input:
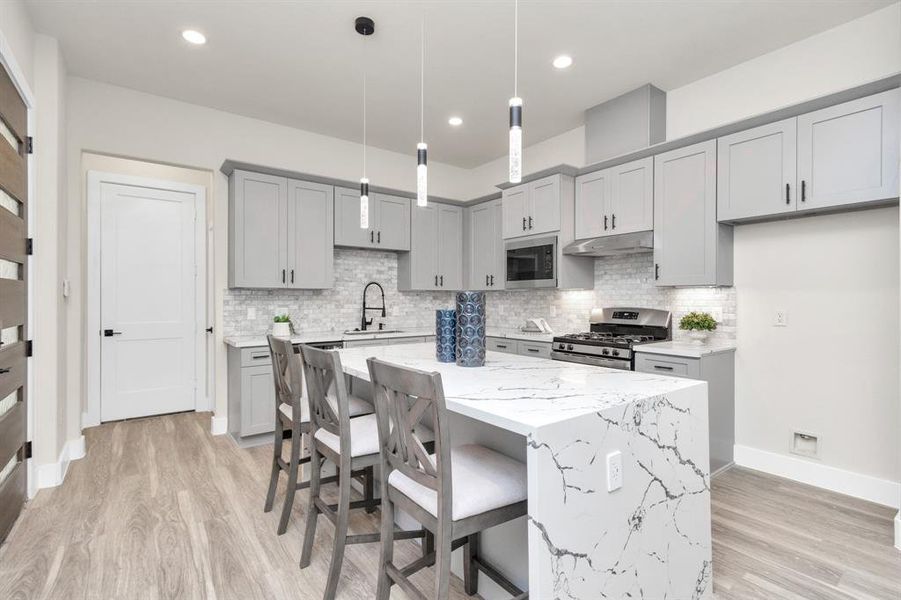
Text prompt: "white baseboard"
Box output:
[[895, 511, 901, 550], [210, 414, 227, 436], [734, 445, 900, 509], [36, 435, 86, 490]]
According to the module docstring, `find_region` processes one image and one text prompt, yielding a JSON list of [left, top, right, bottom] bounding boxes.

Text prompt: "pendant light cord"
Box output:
[[362, 73, 367, 177], [420, 18, 425, 143], [513, 0, 518, 97]]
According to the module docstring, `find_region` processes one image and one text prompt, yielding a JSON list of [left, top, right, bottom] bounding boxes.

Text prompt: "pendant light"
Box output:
[[356, 17, 375, 228], [416, 19, 428, 207], [508, 0, 522, 184]]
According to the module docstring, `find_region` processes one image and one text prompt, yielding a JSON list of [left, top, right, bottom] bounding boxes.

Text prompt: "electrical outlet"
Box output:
[[606, 450, 623, 492], [247, 307, 257, 320], [774, 310, 788, 327]]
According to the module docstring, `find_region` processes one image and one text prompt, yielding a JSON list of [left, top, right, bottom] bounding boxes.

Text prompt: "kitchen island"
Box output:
[[337, 342, 712, 600]]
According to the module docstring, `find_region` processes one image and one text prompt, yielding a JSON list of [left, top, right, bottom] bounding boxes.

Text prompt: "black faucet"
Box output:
[[361, 282, 386, 331]]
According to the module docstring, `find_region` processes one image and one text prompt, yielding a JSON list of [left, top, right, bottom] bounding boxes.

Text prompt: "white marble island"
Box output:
[[337, 342, 712, 600]]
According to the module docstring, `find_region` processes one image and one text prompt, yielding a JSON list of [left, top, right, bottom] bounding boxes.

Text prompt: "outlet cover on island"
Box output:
[[606, 450, 623, 492], [774, 309, 788, 327]]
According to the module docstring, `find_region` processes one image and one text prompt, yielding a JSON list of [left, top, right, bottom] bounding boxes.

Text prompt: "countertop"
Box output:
[[223, 327, 556, 348], [636, 340, 737, 358], [337, 342, 702, 435]]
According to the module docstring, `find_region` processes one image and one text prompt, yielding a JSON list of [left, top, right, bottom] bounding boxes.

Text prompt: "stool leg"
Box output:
[[299, 448, 322, 569], [264, 417, 284, 513], [364, 465, 376, 513], [463, 532, 480, 595], [422, 530, 435, 565], [434, 523, 452, 600], [277, 423, 302, 535], [376, 487, 395, 600], [323, 459, 352, 600]]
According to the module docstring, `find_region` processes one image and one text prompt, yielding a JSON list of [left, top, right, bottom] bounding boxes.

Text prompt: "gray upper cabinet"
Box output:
[[229, 170, 287, 289], [797, 88, 900, 211], [466, 199, 505, 290], [229, 170, 333, 289], [287, 179, 333, 288], [653, 140, 733, 287], [502, 174, 563, 239], [398, 203, 463, 291], [334, 188, 411, 251], [717, 118, 798, 222], [576, 157, 653, 239]]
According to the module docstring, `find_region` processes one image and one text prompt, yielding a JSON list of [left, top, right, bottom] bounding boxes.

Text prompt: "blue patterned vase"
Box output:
[[455, 291, 486, 367], [435, 309, 456, 363]]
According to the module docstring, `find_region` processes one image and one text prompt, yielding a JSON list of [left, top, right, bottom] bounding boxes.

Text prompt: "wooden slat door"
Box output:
[[0, 60, 28, 544]]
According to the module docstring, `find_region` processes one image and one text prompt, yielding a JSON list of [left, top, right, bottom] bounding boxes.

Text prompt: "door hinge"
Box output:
[[25, 340, 33, 357], [25, 238, 33, 255], [23, 441, 32, 459], [26, 136, 33, 154]]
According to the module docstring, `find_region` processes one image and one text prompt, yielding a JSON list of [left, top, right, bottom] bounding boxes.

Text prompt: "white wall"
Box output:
[[64, 77, 474, 429], [0, 0, 34, 88]]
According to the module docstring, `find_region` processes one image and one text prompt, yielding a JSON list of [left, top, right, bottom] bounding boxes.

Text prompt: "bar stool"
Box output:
[[367, 357, 529, 600], [263, 336, 374, 535], [298, 345, 427, 600]]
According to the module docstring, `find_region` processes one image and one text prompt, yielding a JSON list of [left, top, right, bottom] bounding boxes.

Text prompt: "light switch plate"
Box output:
[[606, 450, 623, 492], [774, 310, 788, 327]]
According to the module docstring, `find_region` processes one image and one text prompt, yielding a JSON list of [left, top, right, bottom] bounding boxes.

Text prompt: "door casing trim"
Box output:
[[85, 171, 208, 427]]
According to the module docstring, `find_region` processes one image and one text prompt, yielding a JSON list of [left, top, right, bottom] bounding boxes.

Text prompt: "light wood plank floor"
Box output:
[[0, 412, 898, 599]]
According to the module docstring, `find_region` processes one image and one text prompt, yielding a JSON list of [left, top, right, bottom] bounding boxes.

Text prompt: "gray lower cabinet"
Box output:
[[653, 140, 733, 287], [465, 199, 504, 291], [634, 349, 735, 475], [229, 169, 333, 289], [797, 88, 900, 211], [487, 337, 551, 358], [398, 203, 463, 291], [334, 187, 411, 251]]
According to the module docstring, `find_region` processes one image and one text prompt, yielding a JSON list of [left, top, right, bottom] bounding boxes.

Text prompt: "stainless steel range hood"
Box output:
[[562, 230, 653, 256]]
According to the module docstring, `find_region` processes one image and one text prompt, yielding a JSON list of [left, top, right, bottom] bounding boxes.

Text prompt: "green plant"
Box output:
[[273, 314, 291, 324], [679, 311, 717, 332]]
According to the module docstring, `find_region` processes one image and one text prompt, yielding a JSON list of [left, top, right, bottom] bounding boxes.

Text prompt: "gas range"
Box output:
[[551, 307, 671, 369]]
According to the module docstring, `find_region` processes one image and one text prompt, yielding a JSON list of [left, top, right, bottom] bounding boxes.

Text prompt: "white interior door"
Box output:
[[100, 182, 197, 421]]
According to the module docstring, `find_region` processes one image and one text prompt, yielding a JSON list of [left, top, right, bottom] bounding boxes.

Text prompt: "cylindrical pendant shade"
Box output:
[[509, 97, 523, 184], [455, 291, 486, 368], [359, 177, 369, 228], [435, 309, 456, 363], [417, 143, 428, 207]]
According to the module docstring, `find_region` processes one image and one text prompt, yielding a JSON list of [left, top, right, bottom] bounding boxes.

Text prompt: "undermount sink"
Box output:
[[343, 329, 403, 335]]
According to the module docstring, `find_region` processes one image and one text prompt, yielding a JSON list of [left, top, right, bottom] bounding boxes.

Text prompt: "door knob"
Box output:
[[103, 329, 122, 337]]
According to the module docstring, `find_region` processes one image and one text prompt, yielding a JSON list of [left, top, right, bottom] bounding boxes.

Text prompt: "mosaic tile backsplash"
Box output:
[[223, 249, 736, 343]]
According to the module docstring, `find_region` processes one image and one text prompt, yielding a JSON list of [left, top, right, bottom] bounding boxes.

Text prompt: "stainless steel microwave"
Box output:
[[505, 236, 557, 289]]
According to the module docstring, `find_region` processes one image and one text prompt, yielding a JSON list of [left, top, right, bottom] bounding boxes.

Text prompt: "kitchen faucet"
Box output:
[[360, 281, 386, 331]]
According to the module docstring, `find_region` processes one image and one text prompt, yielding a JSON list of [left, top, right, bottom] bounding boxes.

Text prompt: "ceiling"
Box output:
[[26, 0, 893, 168]]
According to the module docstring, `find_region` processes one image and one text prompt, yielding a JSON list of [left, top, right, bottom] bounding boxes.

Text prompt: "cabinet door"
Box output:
[[469, 202, 494, 290], [374, 193, 411, 251], [409, 203, 439, 289], [437, 204, 463, 290], [240, 365, 276, 436], [529, 175, 561, 235], [491, 200, 505, 290], [287, 179, 333, 289], [717, 118, 797, 221], [609, 157, 654, 234], [502, 185, 528, 238], [798, 88, 900, 210], [231, 170, 287, 288], [574, 170, 610, 240], [653, 140, 721, 286], [334, 186, 374, 248]]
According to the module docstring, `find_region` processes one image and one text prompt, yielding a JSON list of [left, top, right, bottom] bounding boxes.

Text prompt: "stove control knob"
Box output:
[[558, 343, 566, 350], [567, 344, 574, 351], [612, 349, 620, 357], [601, 348, 610, 356]]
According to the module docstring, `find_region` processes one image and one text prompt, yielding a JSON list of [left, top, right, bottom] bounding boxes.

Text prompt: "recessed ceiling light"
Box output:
[[182, 29, 207, 45], [553, 55, 573, 69], [448, 116, 463, 126]]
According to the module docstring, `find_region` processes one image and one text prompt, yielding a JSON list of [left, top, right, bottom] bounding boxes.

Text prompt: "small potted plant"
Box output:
[[272, 314, 292, 338], [679, 311, 717, 345]]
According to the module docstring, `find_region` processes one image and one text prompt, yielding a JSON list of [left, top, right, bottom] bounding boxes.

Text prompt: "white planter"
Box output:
[[685, 330, 709, 345], [272, 322, 291, 338]]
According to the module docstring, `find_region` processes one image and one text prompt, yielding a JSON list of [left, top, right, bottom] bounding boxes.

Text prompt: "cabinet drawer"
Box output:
[[241, 347, 272, 367], [518, 341, 551, 358], [634, 354, 700, 379], [487, 337, 516, 354], [390, 336, 428, 345]]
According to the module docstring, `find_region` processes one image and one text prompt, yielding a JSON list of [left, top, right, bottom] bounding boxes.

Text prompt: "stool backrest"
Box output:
[[268, 335, 303, 417], [367, 358, 452, 521], [299, 344, 351, 446]]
